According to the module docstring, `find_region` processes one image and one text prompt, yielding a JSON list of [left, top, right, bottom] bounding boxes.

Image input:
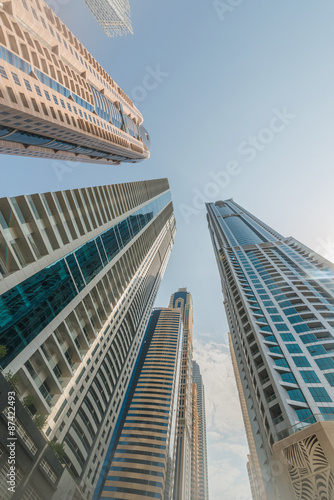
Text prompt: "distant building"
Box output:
[[207, 199, 334, 499], [95, 307, 183, 499], [83, 0, 133, 38], [193, 361, 209, 500], [0, 0, 149, 165], [0, 179, 175, 498], [191, 382, 200, 500], [170, 289, 193, 500]]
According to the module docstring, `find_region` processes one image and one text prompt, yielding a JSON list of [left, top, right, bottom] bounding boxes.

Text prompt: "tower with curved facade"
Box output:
[[0, 179, 175, 498], [207, 199, 334, 500], [0, 0, 149, 165]]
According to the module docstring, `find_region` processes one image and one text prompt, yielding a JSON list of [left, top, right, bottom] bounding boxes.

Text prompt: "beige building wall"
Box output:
[[98, 307, 183, 499], [0, 0, 149, 165], [272, 421, 334, 500]]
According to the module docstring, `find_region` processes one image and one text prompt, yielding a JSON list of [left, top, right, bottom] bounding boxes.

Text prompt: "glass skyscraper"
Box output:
[[192, 361, 209, 500], [0, 179, 175, 498], [207, 199, 334, 499], [95, 306, 183, 499], [169, 288, 193, 500], [83, 0, 133, 38], [0, 0, 149, 165]]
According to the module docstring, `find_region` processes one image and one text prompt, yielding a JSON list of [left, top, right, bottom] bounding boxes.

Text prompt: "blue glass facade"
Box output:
[[0, 192, 171, 367]]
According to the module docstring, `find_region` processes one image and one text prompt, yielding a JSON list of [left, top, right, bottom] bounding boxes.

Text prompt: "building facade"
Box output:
[[207, 199, 334, 499], [95, 307, 183, 499], [0, 0, 149, 165], [169, 288, 193, 500], [0, 179, 176, 499], [191, 382, 200, 500], [192, 361, 209, 500], [83, 0, 133, 38], [0, 372, 85, 500]]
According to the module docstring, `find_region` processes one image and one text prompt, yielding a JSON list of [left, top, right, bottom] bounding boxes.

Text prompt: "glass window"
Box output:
[[296, 408, 315, 423], [292, 356, 311, 368], [324, 373, 334, 387], [35, 85, 42, 96], [293, 324, 311, 333], [286, 344, 303, 354], [300, 334, 318, 344], [12, 72, 21, 85], [307, 344, 327, 356], [280, 333, 295, 342], [40, 17, 47, 29], [300, 370, 320, 384], [315, 358, 334, 371], [288, 389, 306, 403], [0, 65, 8, 79], [281, 372, 297, 384], [44, 90, 51, 101], [309, 387, 332, 402], [276, 324, 290, 332], [319, 407, 334, 420]]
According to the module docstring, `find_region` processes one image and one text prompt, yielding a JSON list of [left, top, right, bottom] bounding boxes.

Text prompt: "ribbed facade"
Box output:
[[83, 0, 133, 38], [191, 382, 200, 500], [0, 0, 149, 165], [0, 179, 175, 499], [96, 307, 183, 499], [207, 199, 334, 498], [169, 288, 193, 500], [192, 361, 209, 500]]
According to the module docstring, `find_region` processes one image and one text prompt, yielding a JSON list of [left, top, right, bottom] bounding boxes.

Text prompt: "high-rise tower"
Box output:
[[192, 361, 209, 500], [95, 307, 183, 499], [0, 179, 175, 498], [0, 0, 149, 165], [169, 288, 193, 500], [83, 0, 133, 38], [207, 199, 334, 499]]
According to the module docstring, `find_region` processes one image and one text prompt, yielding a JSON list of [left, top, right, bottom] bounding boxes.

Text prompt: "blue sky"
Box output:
[[3, 0, 334, 497]]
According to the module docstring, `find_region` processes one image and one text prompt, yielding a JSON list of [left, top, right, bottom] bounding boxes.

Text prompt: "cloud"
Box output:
[[193, 340, 252, 500]]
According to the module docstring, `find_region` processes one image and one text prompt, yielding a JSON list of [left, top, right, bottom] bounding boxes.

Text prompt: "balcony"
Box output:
[[277, 413, 334, 441]]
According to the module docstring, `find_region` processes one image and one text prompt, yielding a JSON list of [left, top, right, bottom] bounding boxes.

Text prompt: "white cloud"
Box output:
[[193, 340, 252, 500]]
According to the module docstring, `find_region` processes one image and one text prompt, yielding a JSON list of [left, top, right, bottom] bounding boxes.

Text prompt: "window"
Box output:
[[300, 370, 320, 384], [300, 334, 318, 344], [49, 25, 54, 36], [35, 85, 42, 96], [293, 324, 311, 333], [296, 408, 315, 423], [53, 95, 58, 105], [24, 79, 32, 92], [319, 407, 334, 420], [12, 72, 21, 85], [40, 17, 47, 29], [309, 387, 332, 402], [60, 99, 65, 109], [292, 356, 311, 368], [307, 345, 327, 356], [22, 0, 28, 9], [281, 372, 297, 384], [271, 315, 283, 323], [32, 8, 38, 20], [44, 90, 51, 101], [288, 389, 306, 403], [286, 344, 303, 354], [276, 324, 290, 332], [275, 358, 290, 368], [0, 66, 8, 79], [315, 358, 334, 371], [324, 373, 334, 387], [280, 333, 295, 342]]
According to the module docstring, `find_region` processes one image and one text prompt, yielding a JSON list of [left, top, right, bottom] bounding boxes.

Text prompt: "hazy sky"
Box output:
[[2, 0, 334, 498]]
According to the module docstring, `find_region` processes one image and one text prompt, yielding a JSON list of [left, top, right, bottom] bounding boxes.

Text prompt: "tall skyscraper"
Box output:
[[191, 382, 200, 500], [83, 0, 133, 38], [0, 179, 175, 498], [207, 199, 334, 499], [192, 361, 209, 500], [95, 307, 183, 499], [169, 288, 193, 500], [0, 0, 149, 165]]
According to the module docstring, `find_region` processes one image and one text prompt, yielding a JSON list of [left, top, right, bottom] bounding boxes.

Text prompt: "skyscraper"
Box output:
[[83, 0, 133, 38], [0, 0, 149, 165], [169, 288, 193, 500], [207, 199, 334, 499], [192, 361, 209, 500], [191, 382, 200, 500], [0, 179, 175, 498], [95, 307, 183, 499]]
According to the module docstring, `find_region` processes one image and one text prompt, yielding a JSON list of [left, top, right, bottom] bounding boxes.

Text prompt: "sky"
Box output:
[[2, 0, 334, 498]]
